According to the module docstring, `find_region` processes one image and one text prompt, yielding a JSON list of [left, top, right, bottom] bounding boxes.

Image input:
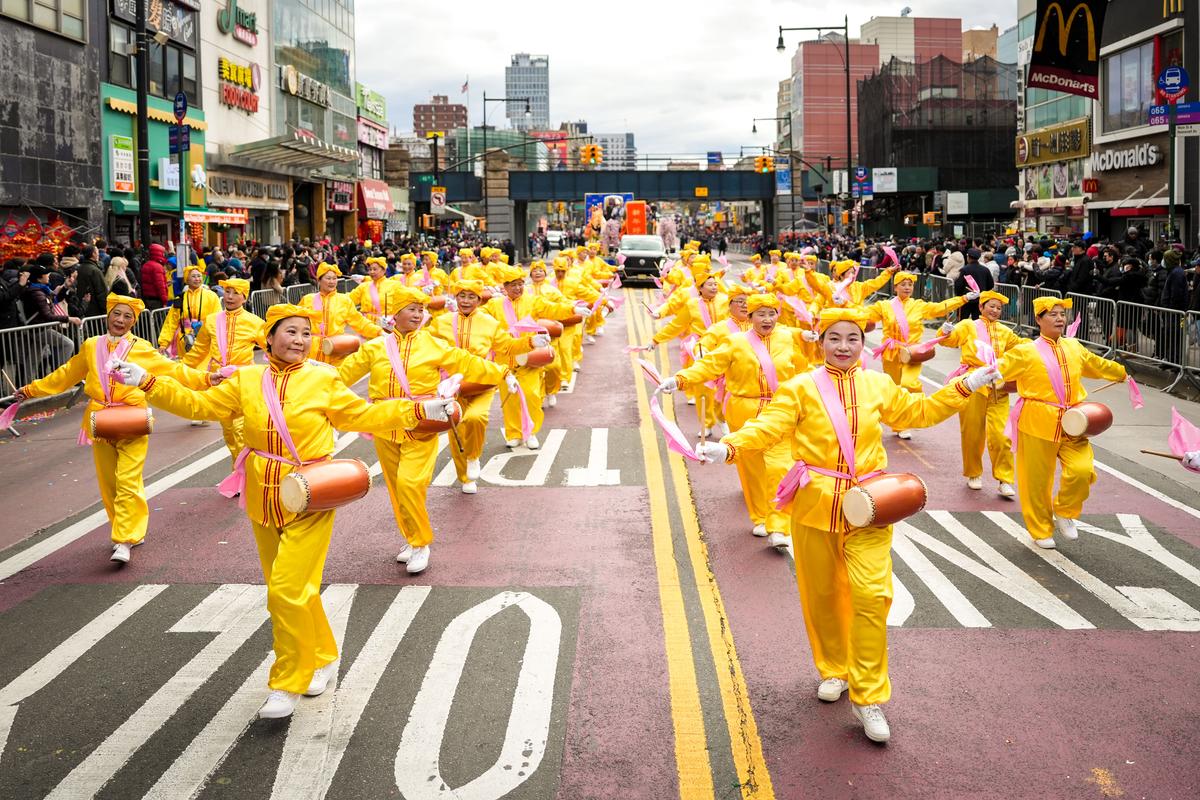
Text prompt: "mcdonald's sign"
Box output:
[[1027, 0, 1109, 100]]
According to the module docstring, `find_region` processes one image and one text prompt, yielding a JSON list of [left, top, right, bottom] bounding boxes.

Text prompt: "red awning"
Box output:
[[358, 179, 394, 219], [1111, 206, 1168, 217]]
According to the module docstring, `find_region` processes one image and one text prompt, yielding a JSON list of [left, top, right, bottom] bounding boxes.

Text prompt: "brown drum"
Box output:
[[279, 458, 372, 514], [898, 345, 936, 364], [321, 335, 361, 357], [427, 296, 447, 310], [562, 313, 584, 327], [536, 319, 564, 338], [413, 399, 463, 434], [842, 473, 928, 528], [864, 321, 877, 334], [90, 405, 154, 441], [1061, 401, 1113, 438], [480, 290, 494, 302], [516, 347, 555, 368], [458, 381, 496, 397]]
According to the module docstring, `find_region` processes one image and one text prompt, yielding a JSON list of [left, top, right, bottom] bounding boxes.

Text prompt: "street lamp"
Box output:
[[777, 15, 855, 237], [753, 116, 793, 234], [480, 92, 531, 237]]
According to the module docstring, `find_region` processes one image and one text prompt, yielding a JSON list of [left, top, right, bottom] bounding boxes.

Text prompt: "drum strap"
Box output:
[[261, 368, 302, 464], [501, 295, 520, 328], [745, 331, 779, 394], [384, 332, 414, 399]]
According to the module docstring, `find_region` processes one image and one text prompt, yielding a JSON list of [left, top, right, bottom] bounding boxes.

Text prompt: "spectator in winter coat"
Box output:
[[954, 248, 996, 320], [1160, 249, 1189, 311], [1064, 242, 1097, 297], [104, 257, 134, 296], [0, 259, 28, 329], [75, 245, 109, 317], [140, 243, 170, 309]]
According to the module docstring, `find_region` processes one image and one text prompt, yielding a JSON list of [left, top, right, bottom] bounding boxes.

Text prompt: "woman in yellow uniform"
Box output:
[[14, 295, 219, 564], [158, 266, 221, 357], [348, 257, 396, 325], [483, 264, 577, 448], [996, 298, 1130, 549], [430, 278, 540, 488], [182, 278, 266, 462], [529, 259, 572, 406], [826, 260, 896, 308], [866, 271, 976, 439], [300, 262, 383, 364], [113, 304, 449, 720], [650, 272, 728, 435], [658, 294, 813, 550], [551, 255, 598, 379], [696, 307, 997, 743], [937, 290, 1026, 498], [337, 285, 513, 574]]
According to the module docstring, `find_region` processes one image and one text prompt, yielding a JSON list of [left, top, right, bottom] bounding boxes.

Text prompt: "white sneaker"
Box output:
[[189, 419, 210, 427], [258, 690, 300, 719], [110, 543, 131, 564], [767, 532, 790, 550], [751, 523, 768, 537], [998, 482, 1016, 499], [585, 334, 596, 344], [966, 476, 983, 490], [698, 427, 712, 439], [686, 398, 696, 406], [851, 703, 891, 743], [305, 662, 337, 697], [1034, 536, 1057, 550], [547, 395, 557, 408], [572, 364, 581, 373], [395, 542, 413, 563], [466, 459, 481, 481], [1054, 516, 1079, 540], [525, 435, 540, 450], [817, 677, 849, 702], [406, 546, 430, 575], [560, 382, 570, 391], [896, 430, 912, 440], [461, 481, 478, 494], [505, 438, 521, 447]]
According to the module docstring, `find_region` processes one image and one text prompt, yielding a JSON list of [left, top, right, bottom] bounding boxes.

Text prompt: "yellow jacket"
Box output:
[[159, 286, 221, 349], [429, 310, 532, 365], [483, 292, 577, 325], [300, 289, 383, 360], [828, 270, 893, 308], [23, 334, 212, 434], [676, 327, 812, 399], [529, 280, 568, 302], [723, 365, 975, 532], [942, 318, 1027, 369], [183, 308, 266, 370], [349, 277, 405, 322], [337, 329, 506, 443], [997, 335, 1126, 442], [652, 292, 729, 345], [781, 269, 834, 307], [742, 262, 793, 292], [699, 316, 751, 353], [143, 359, 418, 527], [867, 295, 967, 354]]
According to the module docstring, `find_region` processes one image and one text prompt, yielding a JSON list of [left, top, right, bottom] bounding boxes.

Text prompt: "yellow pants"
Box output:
[[1016, 432, 1096, 541], [572, 321, 584, 362], [450, 388, 495, 482], [375, 435, 439, 547], [793, 522, 893, 706], [586, 306, 602, 335], [959, 389, 1014, 482], [220, 416, 246, 463], [252, 510, 337, 694], [882, 355, 924, 393], [93, 435, 150, 544], [543, 339, 565, 397], [559, 325, 581, 382], [727, 397, 791, 534], [500, 366, 544, 441]]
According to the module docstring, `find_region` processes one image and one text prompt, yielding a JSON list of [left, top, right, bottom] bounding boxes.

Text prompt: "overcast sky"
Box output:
[[356, 1, 1018, 159]]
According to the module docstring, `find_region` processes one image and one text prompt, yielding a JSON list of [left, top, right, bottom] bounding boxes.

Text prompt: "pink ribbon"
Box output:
[[964, 274, 981, 294], [0, 402, 20, 429], [1006, 338, 1070, 453], [616, 254, 627, 265], [718, 255, 729, 267], [638, 357, 663, 386], [509, 317, 548, 335], [1128, 377, 1144, 410], [681, 335, 699, 362], [313, 291, 328, 337], [880, 246, 899, 269], [1066, 314, 1082, 338], [501, 295, 519, 328], [648, 394, 703, 462], [652, 276, 663, 289], [1170, 408, 1200, 473], [511, 381, 536, 440], [777, 293, 812, 326]]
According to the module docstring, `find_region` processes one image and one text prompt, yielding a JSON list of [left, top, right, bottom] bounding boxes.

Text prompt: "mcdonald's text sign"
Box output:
[[1027, 0, 1109, 100]]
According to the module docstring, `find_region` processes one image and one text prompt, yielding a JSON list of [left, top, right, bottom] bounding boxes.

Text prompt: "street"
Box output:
[[1, 254, 1199, 799]]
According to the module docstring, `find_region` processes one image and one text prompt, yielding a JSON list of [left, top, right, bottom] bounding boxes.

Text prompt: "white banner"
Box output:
[[872, 167, 898, 194]]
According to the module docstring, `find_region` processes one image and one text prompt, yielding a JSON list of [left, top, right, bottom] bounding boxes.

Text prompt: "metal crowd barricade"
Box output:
[[249, 288, 288, 319], [993, 283, 1022, 327], [0, 321, 77, 390], [1113, 301, 1188, 392], [1065, 293, 1117, 357], [286, 284, 317, 304], [1016, 286, 1062, 335], [75, 314, 109, 348], [1187, 310, 1200, 379]]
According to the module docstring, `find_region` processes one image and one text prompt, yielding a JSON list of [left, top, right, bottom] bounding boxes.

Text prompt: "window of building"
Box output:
[[1102, 32, 1183, 134], [110, 26, 199, 107], [109, 23, 132, 86], [2, 0, 85, 41], [360, 145, 383, 180]]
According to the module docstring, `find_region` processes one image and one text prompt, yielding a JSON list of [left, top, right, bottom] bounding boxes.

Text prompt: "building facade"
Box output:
[[413, 94, 467, 138], [355, 82, 391, 243], [859, 15, 963, 66], [962, 25, 999, 62], [787, 36, 879, 171], [592, 133, 637, 171], [505, 53, 549, 131]]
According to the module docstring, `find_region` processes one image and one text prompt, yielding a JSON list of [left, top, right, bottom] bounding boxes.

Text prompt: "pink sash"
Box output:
[[313, 291, 331, 337], [1004, 337, 1069, 453], [870, 297, 912, 359], [79, 337, 135, 446], [213, 312, 231, 366], [368, 280, 382, 317], [745, 331, 779, 393], [696, 297, 713, 329], [384, 333, 414, 398], [501, 295, 519, 328]]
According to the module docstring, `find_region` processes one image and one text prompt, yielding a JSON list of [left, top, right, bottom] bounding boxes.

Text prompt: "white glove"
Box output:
[[422, 284, 435, 295], [531, 333, 551, 348], [1183, 451, 1200, 470], [655, 376, 678, 394], [801, 329, 820, 343], [964, 365, 1002, 392], [505, 373, 520, 393], [939, 321, 955, 336], [964, 290, 981, 301], [444, 297, 458, 313], [695, 441, 730, 464], [112, 359, 147, 387], [577, 305, 593, 319], [420, 398, 453, 422], [380, 315, 395, 332], [650, 309, 661, 320]]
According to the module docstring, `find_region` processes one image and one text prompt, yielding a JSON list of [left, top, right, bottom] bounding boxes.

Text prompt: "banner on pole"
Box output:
[[1026, 0, 1109, 100]]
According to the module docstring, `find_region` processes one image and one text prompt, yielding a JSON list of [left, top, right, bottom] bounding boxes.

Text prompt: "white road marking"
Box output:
[[888, 573, 915, 626], [474, 429, 567, 487], [892, 527, 991, 627], [395, 591, 562, 800], [564, 427, 621, 486], [170, 584, 259, 633], [0, 585, 167, 764]]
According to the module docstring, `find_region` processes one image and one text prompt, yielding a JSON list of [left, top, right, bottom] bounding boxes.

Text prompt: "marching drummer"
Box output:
[[348, 256, 396, 325], [158, 266, 220, 358], [996, 297, 1130, 549], [528, 259, 573, 407], [300, 262, 383, 365], [650, 270, 729, 436], [695, 307, 998, 744], [110, 303, 452, 720], [337, 285, 515, 575], [12, 295, 220, 564]]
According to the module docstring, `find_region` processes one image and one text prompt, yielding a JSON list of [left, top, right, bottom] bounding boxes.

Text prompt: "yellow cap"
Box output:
[[979, 290, 1008, 306], [316, 262, 341, 279], [747, 294, 781, 314], [392, 285, 431, 309], [219, 278, 250, 297], [495, 265, 526, 284], [831, 259, 857, 277], [892, 271, 918, 286], [818, 307, 870, 334], [106, 293, 145, 319], [1033, 296, 1072, 316], [264, 303, 321, 334]]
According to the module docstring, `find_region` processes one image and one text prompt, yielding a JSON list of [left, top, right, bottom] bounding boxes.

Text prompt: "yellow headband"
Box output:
[[316, 262, 341, 279], [264, 304, 321, 334], [818, 307, 870, 334], [893, 271, 917, 286], [106, 293, 145, 319], [979, 290, 1008, 307], [1033, 296, 1072, 316], [528, 260, 547, 272], [768, 249, 782, 257], [392, 285, 431, 309], [784, 252, 802, 261], [399, 253, 417, 263], [421, 251, 438, 264], [832, 260, 857, 277], [749, 254, 762, 263], [218, 278, 250, 297], [453, 279, 487, 298], [747, 294, 781, 314], [726, 283, 752, 298], [496, 265, 526, 284]]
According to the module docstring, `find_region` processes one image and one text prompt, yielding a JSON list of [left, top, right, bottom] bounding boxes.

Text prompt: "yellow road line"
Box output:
[[629, 289, 775, 798], [626, 291, 716, 800]]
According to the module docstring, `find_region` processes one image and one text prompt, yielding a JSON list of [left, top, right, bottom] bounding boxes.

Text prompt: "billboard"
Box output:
[[872, 167, 898, 193], [584, 192, 634, 226], [1026, 0, 1109, 100]]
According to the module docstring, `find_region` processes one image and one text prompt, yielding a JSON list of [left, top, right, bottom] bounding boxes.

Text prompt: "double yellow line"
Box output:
[[626, 288, 775, 799]]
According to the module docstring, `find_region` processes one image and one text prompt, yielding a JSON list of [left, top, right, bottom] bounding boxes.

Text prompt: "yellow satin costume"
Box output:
[[183, 306, 266, 460]]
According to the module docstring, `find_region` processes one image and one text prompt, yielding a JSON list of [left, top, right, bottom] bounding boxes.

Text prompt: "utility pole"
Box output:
[[135, 0, 151, 246]]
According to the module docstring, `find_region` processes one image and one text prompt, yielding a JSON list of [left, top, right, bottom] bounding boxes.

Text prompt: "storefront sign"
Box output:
[[872, 167, 898, 193], [1024, 159, 1084, 201], [326, 180, 354, 212], [355, 83, 387, 126], [1026, 0, 1108, 100], [157, 157, 180, 191], [1015, 118, 1090, 167], [218, 57, 260, 113], [114, 0, 197, 49], [216, 0, 258, 47], [280, 65, 331, 108], [358, 179, 394, 219], [207, 171, 289, 210], [357, 118, 389, 149], [1090, 141, 1162, 172], [110, 135, 134, 193]]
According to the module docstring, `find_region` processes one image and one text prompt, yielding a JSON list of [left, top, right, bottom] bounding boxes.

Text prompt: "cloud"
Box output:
[[355, 0, 1017, 158]]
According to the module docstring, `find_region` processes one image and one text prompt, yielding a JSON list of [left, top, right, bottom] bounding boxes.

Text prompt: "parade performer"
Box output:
[[867, 271, 976, 439], [695, 306, 999, 743], [996, 298, 1132, 549], [651, 271, 728, 435], [937, 291, 1026, 497], [827, 259, 896, 308], [657, 294, 813, 550], [348, 256, 398, 325], [529, 259, 572, 406], [158, 266, 221, 357], [300, 262, 383, 365], [552, 254, 598, 378], [782, 252, 832, 307], [338, 285, 513, 571], [112, 303, 451, 720], [182, 278, 266, 462], [12, 295, 220, 564]]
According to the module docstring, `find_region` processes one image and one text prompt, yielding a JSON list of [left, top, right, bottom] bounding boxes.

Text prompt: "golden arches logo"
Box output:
[[1035, 2, 1097, 60], [1164, 0, 1183, 16]]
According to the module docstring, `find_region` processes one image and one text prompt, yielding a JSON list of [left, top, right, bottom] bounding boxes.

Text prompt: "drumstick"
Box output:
[[1140, 449, 1183, 462], [1092, 379, 1126, 393], [698, 396, 708, 447]]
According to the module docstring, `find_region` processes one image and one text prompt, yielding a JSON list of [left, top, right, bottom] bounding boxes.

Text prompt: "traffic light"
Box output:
[[922, 211, 942, 226], [763, 156, 775, 173], [754, 156, 765, 173], [904, 214, 919, 226], [420, 214, 435, 230], [582, 144, 603, 166]]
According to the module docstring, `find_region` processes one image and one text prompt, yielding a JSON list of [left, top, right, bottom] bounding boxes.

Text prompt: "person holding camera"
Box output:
[[158, 266, 220, 358]]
